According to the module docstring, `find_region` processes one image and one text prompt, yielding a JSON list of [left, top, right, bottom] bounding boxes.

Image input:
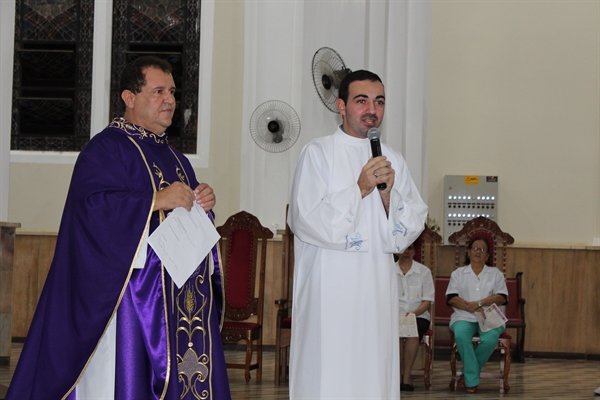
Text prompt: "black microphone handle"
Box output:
[[370, 137, 382, 157], [369, 138, 387, 191]]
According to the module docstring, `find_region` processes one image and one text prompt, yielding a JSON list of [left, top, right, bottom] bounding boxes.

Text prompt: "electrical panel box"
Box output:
[[443, 175, 498, 245]]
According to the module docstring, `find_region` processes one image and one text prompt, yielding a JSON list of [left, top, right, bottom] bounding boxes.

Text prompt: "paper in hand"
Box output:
[[148, 203, 220, 288], [399, 313, 419, 338], [476, 303, 508, 332]]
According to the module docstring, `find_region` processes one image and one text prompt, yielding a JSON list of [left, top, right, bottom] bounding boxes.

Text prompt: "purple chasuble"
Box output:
[[6, 119, 231, 400]]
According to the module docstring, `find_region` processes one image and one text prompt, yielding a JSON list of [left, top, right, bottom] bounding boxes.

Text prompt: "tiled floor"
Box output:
[[2, 343, 600, 399]]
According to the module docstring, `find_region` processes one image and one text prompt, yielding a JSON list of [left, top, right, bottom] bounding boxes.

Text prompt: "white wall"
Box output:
[[428, 1, 600, 246], [240, 0, 431, 234]]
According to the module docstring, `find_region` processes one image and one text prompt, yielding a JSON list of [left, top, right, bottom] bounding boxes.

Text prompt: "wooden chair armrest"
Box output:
[[275, 299, 292, 310]]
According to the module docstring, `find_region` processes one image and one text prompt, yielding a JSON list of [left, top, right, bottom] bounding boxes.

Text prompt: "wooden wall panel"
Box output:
[[585, 250, 600, 354], [12, 235, 56, 337], [9, 235, 600, 356], [0, 224, 20, 360], [435, 244, 600, 356]]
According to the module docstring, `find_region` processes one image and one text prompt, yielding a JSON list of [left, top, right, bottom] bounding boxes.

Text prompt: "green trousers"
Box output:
[[450, 320, 505, 387]]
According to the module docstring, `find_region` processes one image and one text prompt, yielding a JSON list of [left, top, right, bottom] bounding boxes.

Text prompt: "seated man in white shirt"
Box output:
[[396, 241, 435, 391]]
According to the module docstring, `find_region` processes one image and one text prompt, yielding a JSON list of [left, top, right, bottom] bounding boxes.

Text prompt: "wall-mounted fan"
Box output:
[[249, 100, 300, 153], [311, 47, 352, 113]]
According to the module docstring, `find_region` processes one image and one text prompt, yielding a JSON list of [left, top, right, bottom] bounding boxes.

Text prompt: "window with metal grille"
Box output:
[[11, 0, 94, 151]]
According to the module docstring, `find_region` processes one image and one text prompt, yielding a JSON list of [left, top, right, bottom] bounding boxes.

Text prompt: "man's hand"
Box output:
[[153, 182, 216, 212], [357, 156, 395, 198], [194, 183, 216, 212], [153, 181, 195, 211]]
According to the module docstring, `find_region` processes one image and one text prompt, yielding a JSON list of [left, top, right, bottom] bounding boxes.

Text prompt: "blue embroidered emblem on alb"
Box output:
[[393, 222, 408, 237], [346, 209, 356, 224], [345, 233, 363, 250]]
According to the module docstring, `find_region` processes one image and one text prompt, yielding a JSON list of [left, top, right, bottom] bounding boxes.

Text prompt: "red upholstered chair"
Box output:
[[274, 206, 294, 385], [447, 216, 514, 393], [403, 224, 442, 390], [217, 211, 273, 383], [433, 277, 453, 328]]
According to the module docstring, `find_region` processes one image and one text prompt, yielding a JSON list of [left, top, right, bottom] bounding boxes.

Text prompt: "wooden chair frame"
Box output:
[[447, 216, 515, 393], [402, 224, 441, 390], [217, 211, 273, 383], [449, 334, 511, 393], [274, 206, 294, 385]]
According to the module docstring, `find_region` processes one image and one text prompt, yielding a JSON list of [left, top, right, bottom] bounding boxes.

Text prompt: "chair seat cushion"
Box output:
[[223, 321, 261, 330], [423, 329, 433, 336], [280, 317, 292, 329]]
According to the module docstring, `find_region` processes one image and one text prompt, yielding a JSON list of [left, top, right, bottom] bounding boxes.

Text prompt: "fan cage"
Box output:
[[249, 100, 300, 153], [311, 47, 349, 114]]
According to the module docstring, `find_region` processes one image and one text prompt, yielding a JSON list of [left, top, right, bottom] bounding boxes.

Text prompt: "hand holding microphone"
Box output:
[[367, 128, 387, 191]]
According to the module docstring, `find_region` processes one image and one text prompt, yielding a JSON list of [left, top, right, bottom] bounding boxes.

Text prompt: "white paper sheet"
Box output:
[[148, 203, 220, 288], [475, 303, 508, 332], [399, 313, 419, 338]]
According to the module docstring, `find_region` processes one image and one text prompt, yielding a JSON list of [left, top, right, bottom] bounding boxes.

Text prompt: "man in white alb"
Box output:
[[287, 69, 428, 399]]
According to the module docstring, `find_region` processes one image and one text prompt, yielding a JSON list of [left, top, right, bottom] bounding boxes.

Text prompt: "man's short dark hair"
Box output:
[[119, 56, 173, 97], [338, 69, 383, 104]]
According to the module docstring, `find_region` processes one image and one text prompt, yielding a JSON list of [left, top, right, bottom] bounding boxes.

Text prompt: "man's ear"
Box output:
[[121, 90, 135, 109], [335, 98, 346, 116]]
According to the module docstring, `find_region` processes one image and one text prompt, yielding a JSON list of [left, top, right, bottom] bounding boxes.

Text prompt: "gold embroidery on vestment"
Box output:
[[109, 118, 168, 144], [154, 163, 171, 191], [179, 348, 210, 399], [176, 166, 186, 183], [177, 261, 211, 399]]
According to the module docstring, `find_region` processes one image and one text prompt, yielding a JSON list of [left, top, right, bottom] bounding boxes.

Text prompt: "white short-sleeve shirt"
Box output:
[[397, 260, 435, 321], [445, 264, 508, 327]]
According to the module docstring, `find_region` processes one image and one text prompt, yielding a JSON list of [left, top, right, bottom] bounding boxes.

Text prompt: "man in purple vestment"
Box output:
[[6, 57, 231, 399]]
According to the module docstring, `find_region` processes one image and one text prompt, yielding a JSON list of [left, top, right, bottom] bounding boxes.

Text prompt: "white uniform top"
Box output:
[[397, 260, 435, 321], [446, 264, 508, 327], [288, 127, 428, 400]]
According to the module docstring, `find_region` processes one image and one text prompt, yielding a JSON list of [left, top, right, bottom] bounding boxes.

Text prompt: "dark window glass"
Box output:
[[11, 0, 94, 151]]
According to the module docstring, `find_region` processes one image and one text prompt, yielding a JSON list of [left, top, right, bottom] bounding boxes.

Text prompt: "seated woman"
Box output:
[[396, 242, 434, 392], [446, 236, 508, 393]]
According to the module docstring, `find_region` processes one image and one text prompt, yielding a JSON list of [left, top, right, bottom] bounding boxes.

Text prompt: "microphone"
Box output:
[[367, 128, 387, 190]]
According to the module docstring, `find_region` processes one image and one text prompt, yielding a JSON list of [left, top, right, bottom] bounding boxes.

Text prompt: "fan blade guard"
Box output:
[[311, 47, 351, 113], [249, 100, 300, 153]]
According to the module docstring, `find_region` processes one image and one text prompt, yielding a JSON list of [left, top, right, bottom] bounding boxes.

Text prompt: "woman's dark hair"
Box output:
[[464, 235, 492, 266], [337, 69, 383, 104]]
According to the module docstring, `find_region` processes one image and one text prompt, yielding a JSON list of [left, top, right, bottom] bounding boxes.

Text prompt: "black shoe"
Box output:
[[401, 383, 415, 392]]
